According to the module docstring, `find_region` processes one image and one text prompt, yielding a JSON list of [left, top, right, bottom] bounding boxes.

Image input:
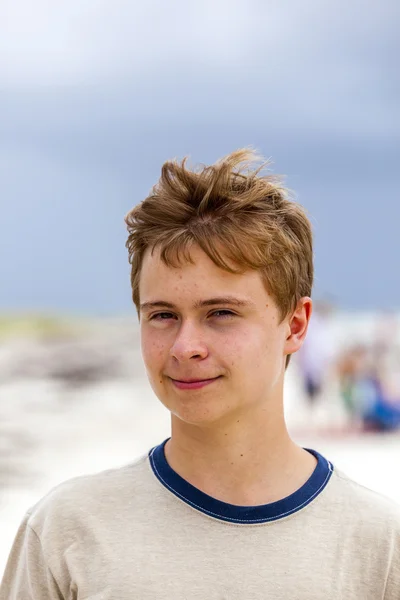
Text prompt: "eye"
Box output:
[[150, 312, 176, 321], [210, 310, 236, 319]]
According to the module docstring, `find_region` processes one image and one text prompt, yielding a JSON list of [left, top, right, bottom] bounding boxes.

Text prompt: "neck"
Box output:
[[165, 404, 317, 506]]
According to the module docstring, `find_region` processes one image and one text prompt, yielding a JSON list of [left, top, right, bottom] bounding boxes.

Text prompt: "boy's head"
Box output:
[[125, 149, 314, 370]]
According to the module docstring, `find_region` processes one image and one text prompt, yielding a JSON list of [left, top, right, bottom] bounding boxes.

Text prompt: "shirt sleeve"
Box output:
[[0, 513, 65, 600]]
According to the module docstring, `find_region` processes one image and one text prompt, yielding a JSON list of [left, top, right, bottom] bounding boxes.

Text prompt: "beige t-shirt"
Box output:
[[1, 441, 400, 599]]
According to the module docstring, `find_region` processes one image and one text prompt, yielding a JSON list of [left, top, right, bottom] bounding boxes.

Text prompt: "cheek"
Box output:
[[233, 327, 279, 370], [223, 335, 259, 371], [141, 330, 168, 370]]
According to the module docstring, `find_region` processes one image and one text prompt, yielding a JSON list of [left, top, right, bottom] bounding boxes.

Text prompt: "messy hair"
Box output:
[[125, 149, 313, 367]]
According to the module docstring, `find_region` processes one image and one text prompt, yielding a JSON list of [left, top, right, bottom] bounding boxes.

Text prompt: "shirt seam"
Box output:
[[28, 522, 66, 599]]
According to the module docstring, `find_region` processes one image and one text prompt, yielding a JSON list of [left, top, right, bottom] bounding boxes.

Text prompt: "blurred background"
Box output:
[[1, 0, 399, 577]]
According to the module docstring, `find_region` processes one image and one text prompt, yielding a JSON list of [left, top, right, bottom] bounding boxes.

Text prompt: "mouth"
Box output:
[[168, 376, 221, 390]]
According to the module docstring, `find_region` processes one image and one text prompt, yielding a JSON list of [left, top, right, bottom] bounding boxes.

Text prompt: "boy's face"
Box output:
[[139, 245, 310, 427]]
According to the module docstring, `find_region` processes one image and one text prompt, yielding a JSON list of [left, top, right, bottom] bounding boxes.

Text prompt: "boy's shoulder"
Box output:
[[26, 451, 155, 535], [326, 466, 400, 532]]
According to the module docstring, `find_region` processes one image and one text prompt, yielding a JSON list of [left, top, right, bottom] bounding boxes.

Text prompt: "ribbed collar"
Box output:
[[149, 438, 334, 524]]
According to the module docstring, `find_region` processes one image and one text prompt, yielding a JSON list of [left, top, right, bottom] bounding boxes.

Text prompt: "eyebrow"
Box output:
[[139, 296, 255, 312]]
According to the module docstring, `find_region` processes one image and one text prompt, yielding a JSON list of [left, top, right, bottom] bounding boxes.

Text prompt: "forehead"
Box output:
[[139, 245, 270, 306]]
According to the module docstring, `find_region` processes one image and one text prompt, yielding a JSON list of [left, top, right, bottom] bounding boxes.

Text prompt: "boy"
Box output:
[[1, 149, 399, 599]]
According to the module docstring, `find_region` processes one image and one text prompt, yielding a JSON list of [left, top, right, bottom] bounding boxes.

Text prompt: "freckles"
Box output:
[[157, 344, 167, 358], [147, 339, 167, 360]]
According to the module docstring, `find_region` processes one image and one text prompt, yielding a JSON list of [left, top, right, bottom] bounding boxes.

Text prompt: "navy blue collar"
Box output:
[[149, 438, 333, 524]]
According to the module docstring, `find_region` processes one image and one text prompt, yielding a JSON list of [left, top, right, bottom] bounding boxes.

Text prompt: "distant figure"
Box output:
[[297, 302, 335, 409], [361, 377, 400, 432], [336, 344, 371, 426], [336, 340, 400, 433], [364, 314, 400, 431]]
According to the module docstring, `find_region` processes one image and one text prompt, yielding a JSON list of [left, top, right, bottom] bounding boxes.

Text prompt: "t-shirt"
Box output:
[[1, 439, 400, 599]]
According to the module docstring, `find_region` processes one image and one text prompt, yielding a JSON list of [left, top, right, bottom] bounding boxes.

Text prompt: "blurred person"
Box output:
[[336, 344, 373, 427], [2, 150, 400, 599], [336, 341, 400, 433], [362, 316, 400, 432], [297, 300, 335, 416], [371, 312, 400, 404], [361, 377, 400, 432]]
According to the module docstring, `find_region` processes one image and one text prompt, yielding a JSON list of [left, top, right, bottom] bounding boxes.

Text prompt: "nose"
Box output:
[[169, 320, 209, 362]]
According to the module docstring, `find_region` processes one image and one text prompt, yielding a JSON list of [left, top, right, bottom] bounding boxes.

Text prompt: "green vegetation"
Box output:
[[0, 315, 82, 339]]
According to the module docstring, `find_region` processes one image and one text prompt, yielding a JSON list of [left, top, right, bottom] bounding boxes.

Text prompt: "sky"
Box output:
[[1, 0, 399, 315]]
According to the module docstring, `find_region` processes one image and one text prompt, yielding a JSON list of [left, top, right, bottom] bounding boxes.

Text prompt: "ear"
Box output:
[[284, 297, 313, 356]]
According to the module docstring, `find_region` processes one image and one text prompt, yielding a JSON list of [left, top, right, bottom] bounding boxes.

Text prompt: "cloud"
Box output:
[[1, 0, 256, 84], [1, 0, 398, 140], [1, 0, 398, 83]]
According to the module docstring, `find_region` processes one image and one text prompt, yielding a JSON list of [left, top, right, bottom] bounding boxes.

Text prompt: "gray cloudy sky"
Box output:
[[1, 0, 399, 315]]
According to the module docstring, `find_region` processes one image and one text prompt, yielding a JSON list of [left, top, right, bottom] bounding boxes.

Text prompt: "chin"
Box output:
[[168, 398, 241, 428]]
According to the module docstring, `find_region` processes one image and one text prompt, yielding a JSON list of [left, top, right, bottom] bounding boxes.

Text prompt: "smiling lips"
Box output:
[[169, 376, 221, 390]]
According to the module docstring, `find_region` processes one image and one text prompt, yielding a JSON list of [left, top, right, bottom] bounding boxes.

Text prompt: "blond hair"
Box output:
[[125, 149, 313, 366]]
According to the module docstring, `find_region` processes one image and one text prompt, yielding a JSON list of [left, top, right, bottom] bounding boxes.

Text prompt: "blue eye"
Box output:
[[151, 312, 175, 320], [211, 310, 236, 318]]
